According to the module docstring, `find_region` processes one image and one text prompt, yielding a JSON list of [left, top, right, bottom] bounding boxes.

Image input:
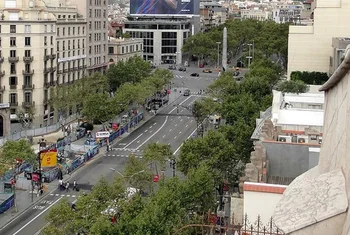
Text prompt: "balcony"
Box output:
[[43, 67, 51, 74], [63, 69, 68, 73], [22, 70, 34, 75], [49, 80, 55, 86], [58, 70, 63, 74], [0, 57, 4, 63], [49, 54, 56, 60], [43, 98, 50, 104], [22, 84, 35, 90], [23, 56, 34, 62], [22, 101, 35, 108], [10, 102, 18, 107], [0, 86, 5, 92], [44, 82, 50, 89], [8, 56, 19, 63], [52, 67, 57, 72], [44, 55, 50, 61], [0, 71, 4, 77], [10, 85, 17, 89]]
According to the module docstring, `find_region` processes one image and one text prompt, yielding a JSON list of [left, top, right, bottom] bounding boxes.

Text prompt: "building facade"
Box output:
[[69, 0, 109, 74], [108, 37, 143, 64], [287, 0, 350, 78], [124, 17, 196, 66], [0, 0, 57, 130]]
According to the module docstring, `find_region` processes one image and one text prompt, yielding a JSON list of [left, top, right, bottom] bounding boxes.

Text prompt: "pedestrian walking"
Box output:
[[73, 180, 77, 191], [65, 181, 70, 192], [59, 179, 63, 191]]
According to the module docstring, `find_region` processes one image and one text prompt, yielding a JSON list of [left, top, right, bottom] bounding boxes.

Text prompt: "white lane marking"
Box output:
[[135, 96, 193, 150], [153, 123, 157, 126], [55, 194, 59, 196], [119, 143, 127, 146], [163, 135, 166, 138], [190, 120, 193, 122], [179, 131, 182, 134], [173, 128, 197, 155], [123, 133, 143, 149], [181, 110, 184, 112], [144, 130, 148, 133], [175, 124, 177, 127], [72, 195, 76, 197], [149, 130, 153, 133], [135, 116, 169, 150], [185, 125, 188, 128], [180, 119, 183, 122], [174, 136, 177, 139], [136, 140, 140, 144], [156, 141, 159, 144], [169, 129, 172, 132], [66, 195, 70, 197], [178, 117, 181, 119], [149, 126, 153, 129], [13, 197, 63, 235], [50, 194, 54, 196]]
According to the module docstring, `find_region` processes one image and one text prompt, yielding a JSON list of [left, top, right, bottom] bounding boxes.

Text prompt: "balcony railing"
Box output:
[[22, 69, 34, 75], [22, 101, 35, 108], [58, 70, 63, 74], [0, 57, 4, 63], [10, 85, 17, 89], [10, 102, 18, 107], [49, 54, 56, 60], [22, 84, 35, 90], [0, 71, 4, 77], [50, 81, 55, 86], [44, 55, 50, 61], [23, 56, 34, 62], [52, 67, 57, 72], [8, 56, 19, 63]]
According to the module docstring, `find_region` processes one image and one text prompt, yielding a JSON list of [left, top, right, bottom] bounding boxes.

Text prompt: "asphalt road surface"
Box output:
[[0, 95, 201, 235], [1, 68, 222, 235]]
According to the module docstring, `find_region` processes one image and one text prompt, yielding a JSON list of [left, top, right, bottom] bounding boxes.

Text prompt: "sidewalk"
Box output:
[[0, 85, 183, 229]]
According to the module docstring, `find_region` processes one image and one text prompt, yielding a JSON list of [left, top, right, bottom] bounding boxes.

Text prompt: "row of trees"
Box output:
[[182, 19, 289, 67], [50, 56, 173, 123], [43, 143, 217, 235]]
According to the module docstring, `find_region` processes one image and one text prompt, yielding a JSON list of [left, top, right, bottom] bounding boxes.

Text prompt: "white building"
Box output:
[[124, 17, 196, 66], [271, 86, 324, 134], [287, 0, 350, 78], [241, 7, 271, 21]]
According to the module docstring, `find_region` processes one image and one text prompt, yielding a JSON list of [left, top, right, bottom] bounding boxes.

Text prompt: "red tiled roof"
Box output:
[[243, 182, 287, 194]]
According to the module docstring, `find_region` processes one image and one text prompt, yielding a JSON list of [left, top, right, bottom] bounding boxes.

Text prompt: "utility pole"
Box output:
[[247, 43, 253, 68], [169, 159, 176, 177], [216, 42, 221, 69]]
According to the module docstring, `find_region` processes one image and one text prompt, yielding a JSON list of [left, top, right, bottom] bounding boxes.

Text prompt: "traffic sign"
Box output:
[[96, 131, 110, 138]]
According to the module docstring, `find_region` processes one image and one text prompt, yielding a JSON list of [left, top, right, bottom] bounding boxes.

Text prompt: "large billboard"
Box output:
[[40, 149, 58, 167], [130, 0, 197, 15]]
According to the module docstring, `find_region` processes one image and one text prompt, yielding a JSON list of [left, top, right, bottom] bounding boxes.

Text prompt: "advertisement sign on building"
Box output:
[[40, 149, 58, 167], [130, 0, 197, 15]]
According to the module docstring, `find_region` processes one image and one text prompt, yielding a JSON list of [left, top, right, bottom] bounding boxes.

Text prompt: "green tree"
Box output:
[[191, 98, 220, 124], [143, 143, 173, 171], [275, 80, 309, 94], [80, 92, 115, 123], [106, 56, 151, 92]]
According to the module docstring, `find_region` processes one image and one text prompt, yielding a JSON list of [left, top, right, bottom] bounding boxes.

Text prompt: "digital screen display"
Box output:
[[130, 0, 196, 15]]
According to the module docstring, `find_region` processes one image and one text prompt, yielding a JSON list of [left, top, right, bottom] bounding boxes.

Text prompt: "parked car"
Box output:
[[80, 122, 94, 131], [202, 69, 212, 73], [168, 65, 176, 70], [190, 73, 199, 77], [184, 89, 191, 96], [178, 67, 186, 72]]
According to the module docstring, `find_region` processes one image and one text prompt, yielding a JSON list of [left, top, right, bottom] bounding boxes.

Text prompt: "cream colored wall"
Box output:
[[244, 191, 283, 225], [287, 1, 350, 78], [318, 69, 350, 235]]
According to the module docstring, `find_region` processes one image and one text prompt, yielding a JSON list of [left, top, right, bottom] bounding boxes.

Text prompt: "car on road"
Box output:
[[202, 69, 212, 73], [168, 65, 176, 70], [178, 67, 186, 72], [184, 89, 191, 96], [190, 73, 199, 77]]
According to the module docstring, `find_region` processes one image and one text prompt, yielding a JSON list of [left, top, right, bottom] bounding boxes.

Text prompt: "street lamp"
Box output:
[[246, 40, 254, 68], [216, 42, 221, 69], [109, 168, 145, 186]]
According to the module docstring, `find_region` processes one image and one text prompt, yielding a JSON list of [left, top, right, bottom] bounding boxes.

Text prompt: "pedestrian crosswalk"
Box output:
[[106, 153, 143, 158], [173, 75, 214, 81], [111, 148, 141, 152], [50, 193, 79, 198]]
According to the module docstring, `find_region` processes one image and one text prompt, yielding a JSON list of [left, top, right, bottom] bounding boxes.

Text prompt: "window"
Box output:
[[9, 76, 17, 85], [44, 25, 47, 32], [10, 25, 16, 33], [50, 24, 54, 32], [10, 63, 16, 74], [10, 50, 16, 57], [57, 41, 60, 51], [10, 37, 16, 46], [23, 76, 32, 86], [78, 27, 80, 35], [24, 92, 31, 103], [10, 93, 17, 104], [44, 36, 47, 46], [25, 37, 31, 46], [5, 0, 17, 8], [25, 50, 30, 57], [50, 36, 53, 45], [63, 28, 65, 36], [73, 27, 75, 35], [25, 25, 31, 33], [57, 28, 60, 36], [82, 27, 85, 34], [108, 47, 114, 54], [0, 37, 2, 47], [68, 27, 70, 35], [25, 63, 30, 72]]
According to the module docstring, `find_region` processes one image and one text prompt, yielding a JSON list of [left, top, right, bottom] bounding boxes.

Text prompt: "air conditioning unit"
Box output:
[[297, 135, 309, 144], [278, 135, 291, 143]]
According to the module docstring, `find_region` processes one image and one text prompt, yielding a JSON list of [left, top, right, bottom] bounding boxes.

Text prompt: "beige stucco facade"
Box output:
[[108, 38, 143, 64], [287, 0, 350, 78]]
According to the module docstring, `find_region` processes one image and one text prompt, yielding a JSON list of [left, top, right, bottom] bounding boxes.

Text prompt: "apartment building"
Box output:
[[108, 37, 143, 64], [0, 0, 57, 131], [69, 0, 109, 74], [241, 7, 271, 21]]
